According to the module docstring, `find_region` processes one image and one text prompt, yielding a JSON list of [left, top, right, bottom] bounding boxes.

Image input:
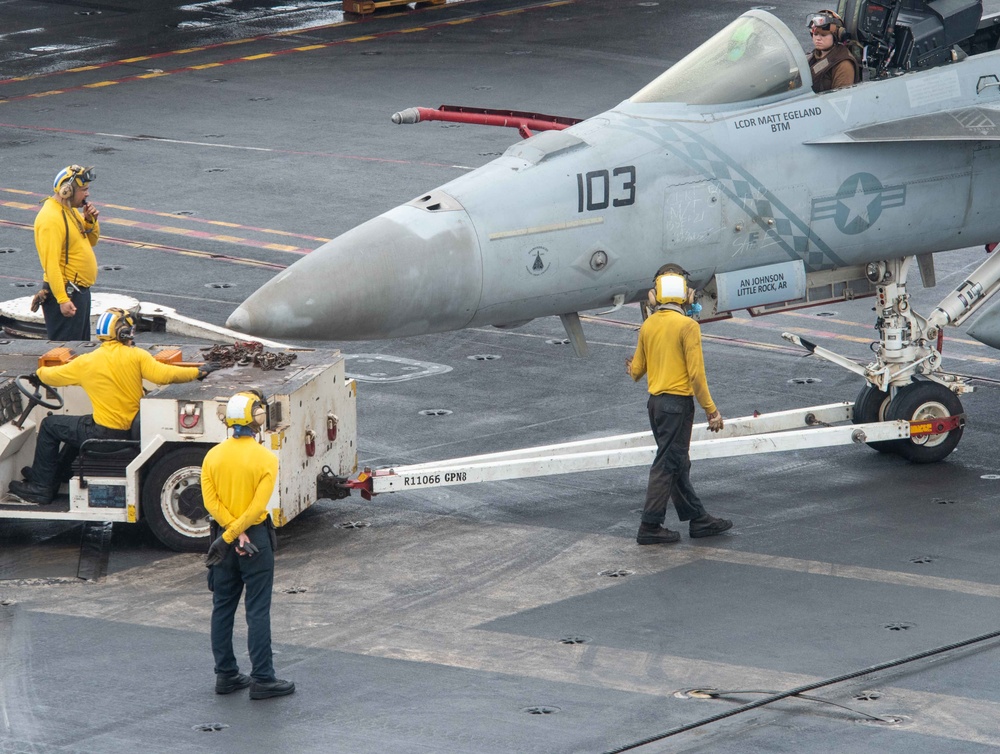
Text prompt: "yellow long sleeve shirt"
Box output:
[[34, 197, 100, 303], [201, 437, 277, 543], [630, 308, 717, 414], [36, 341, 200, 429]]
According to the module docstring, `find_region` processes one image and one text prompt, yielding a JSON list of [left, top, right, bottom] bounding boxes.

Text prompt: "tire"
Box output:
[[141, 446, 211, 552], [853, 384, 894, 453], [885, 382, 964, 464]]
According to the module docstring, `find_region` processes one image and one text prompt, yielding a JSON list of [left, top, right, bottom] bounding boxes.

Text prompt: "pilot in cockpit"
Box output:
[[807, 9, 860, 93]]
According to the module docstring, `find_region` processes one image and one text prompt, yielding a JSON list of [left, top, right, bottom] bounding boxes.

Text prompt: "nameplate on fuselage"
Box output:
[[715, 260, 806, 313]]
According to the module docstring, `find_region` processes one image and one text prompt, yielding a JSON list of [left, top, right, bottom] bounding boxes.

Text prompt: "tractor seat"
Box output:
[[72, 438, 141, 478]]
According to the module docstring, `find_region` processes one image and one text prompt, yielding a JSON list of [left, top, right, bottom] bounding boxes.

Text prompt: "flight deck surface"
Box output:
[[1, 1, 999, 752]]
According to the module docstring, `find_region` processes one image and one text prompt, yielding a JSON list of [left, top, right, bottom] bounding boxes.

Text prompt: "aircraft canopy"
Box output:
[[631, 10, 807, 105]]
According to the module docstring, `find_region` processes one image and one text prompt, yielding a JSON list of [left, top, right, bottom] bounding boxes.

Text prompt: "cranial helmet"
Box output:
[[808, 9, 846, 39], [53, 165, 95, 199], [94, 308, 135, 344], [653, 264, 690, 306], [224, 391, 267, 429]]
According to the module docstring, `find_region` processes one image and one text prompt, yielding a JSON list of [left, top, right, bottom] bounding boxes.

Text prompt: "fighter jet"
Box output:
[[229, 1, 1000, 462]]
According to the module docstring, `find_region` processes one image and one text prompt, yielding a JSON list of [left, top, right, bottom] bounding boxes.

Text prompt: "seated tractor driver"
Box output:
[[807, 10, 859, 93], [8, 308, 222, 505]]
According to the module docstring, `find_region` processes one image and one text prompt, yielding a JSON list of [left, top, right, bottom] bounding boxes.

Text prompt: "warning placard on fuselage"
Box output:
[[715, 260, 806, 313]]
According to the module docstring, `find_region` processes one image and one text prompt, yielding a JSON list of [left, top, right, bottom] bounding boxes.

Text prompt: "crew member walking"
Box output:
[[203, 392, 295, 700], [35, 165, 101, 341], [627, 265, 734, 545]]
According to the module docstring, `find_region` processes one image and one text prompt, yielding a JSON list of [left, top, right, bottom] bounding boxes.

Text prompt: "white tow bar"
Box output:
[[345, 402, 941, 499]]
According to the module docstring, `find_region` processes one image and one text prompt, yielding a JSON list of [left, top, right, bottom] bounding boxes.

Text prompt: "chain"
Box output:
[[200, 341, 297, 371]]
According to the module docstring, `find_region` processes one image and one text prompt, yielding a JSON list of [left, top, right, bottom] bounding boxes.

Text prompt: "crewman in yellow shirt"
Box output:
[[202, 391, 295, 700], [8, 308, 219, 505], [34, 165, 101, 341], [627, 265, 733, 545]]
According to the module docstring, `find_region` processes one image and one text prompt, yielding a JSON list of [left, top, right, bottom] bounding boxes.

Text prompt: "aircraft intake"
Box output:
[[227, 203, 483, 341]]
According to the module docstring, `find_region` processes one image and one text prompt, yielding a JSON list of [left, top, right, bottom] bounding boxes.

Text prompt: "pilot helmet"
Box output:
[[94, 307, 135, 344], [224, 390, 267, 429], [808, 9, 845, 37]]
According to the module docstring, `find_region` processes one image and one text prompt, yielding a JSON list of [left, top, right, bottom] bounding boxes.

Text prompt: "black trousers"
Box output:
[[41, 283, 91, 341], [210, 523, 276, 682], [31, 414, 130, 492], [641, 393, 708, 526]]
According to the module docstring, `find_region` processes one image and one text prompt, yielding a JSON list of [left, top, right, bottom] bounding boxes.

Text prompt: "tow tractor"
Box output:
[[0, 339, 357, 552]]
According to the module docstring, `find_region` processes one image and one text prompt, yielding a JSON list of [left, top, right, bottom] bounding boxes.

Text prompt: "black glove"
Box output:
[[205, 535, 231, 567], [237, 540, 259, 557], [26, 372, 42, 389], [197, 362, 224, 381]]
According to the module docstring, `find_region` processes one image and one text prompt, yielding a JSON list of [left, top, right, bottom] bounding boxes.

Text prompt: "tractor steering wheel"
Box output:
[[14, 374, 64, 411]]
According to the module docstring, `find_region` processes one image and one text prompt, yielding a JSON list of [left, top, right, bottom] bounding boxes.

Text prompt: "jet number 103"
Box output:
[[577, 166, 636, 212]]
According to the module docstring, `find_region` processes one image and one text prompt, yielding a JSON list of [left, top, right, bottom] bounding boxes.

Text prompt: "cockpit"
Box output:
[[630, 1, 998, 107], [630, 11, 808, 106]]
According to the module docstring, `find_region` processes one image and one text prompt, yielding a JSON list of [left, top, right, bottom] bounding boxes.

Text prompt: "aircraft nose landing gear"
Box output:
[[785, 252, 997, 463]]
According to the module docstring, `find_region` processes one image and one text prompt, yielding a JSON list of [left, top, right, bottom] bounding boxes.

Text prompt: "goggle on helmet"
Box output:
[[808, 10, 843, 32]]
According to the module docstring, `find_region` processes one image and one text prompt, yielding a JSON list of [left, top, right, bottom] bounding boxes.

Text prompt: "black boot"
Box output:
[[636, 522, 680, 545], [689, 514, 733, 539], [8, 480, 56, 505], [249, 678, 295, 700], [215, 672, 251, 695]]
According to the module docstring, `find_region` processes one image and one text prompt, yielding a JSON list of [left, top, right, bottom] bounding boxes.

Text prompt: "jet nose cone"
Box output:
[[226, 306, 251, 334], [228, 202, 483, 341]]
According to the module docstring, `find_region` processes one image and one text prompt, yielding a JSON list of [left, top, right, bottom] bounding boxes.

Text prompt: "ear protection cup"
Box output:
[[252, 401, 267, 427], [56, 169, 75, 199], [245, 388, 267, 427]]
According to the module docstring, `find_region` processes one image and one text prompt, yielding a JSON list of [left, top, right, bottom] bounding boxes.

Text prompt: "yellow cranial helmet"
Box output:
[[94, 308, 135, 343], [224, 391, 267, 428], [654, 271, 689, 305], [53, 165, 95, 199]]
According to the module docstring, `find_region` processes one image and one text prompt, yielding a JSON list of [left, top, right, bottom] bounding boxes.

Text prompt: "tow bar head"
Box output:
[[316, 465, 353, 501]]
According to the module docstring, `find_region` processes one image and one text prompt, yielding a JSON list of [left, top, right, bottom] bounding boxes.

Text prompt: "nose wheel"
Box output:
[[884, 382, 964, 463], [852, 384, 894, 454]]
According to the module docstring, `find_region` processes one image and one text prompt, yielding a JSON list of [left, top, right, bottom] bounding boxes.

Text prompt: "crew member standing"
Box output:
[[35, 165, 101, 341], [807, 9, 859, 93], [203, 392, 295, 700], [627, 265, 733, 545]]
